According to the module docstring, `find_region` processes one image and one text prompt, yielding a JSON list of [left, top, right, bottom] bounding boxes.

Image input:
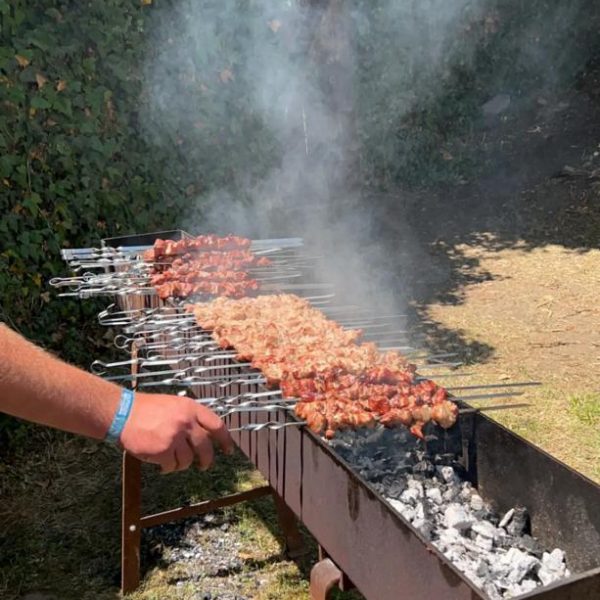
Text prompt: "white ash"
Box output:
[[144, 514, 254, 599], [328, 428, 570, 599]]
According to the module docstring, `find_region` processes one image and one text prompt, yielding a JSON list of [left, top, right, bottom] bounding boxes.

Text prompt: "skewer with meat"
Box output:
[[144, 235, 271, 299], [187, 294, 456, 439], [143, 234, 252, 261], [290, 370, 457, 439], [155, 279, 260, 300]]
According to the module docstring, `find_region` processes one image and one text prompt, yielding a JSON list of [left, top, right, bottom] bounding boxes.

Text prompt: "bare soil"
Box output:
[[425, 242, 600, 481]]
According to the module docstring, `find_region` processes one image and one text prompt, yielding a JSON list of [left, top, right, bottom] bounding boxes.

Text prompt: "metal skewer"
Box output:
[[225, 402, 531, 433]]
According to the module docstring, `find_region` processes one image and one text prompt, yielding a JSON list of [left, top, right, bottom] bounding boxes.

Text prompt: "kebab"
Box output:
[[143, 234, 252, 261], [146, 236, 271, 299], [290, 371, 457, 439], [187, 295, 458, 439], [155, 279, 260, 300]]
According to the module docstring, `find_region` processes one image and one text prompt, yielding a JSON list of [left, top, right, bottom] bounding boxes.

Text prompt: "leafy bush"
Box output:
[[352, 0, 600, 186], [0, 1, 171, 356], [0, 1, 283, 368]]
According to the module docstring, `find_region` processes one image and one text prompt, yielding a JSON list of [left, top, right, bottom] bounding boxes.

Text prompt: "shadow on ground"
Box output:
[[357, 74, 600, 364]]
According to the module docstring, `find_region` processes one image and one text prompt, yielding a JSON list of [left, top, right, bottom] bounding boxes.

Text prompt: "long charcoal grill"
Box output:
[[54, 230, 600, 600]]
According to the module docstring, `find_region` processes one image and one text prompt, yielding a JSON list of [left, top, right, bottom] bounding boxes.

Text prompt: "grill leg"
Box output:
[[121, 451, 142, 594], [310, 557, 342, 600], [272, 492, 305, 558]]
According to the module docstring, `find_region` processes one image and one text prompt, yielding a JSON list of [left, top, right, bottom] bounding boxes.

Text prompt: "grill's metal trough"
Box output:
[[226, 401, 600, 600]]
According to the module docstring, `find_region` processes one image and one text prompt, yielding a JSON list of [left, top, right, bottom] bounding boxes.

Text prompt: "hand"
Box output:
[[119, 393, 233, 473]]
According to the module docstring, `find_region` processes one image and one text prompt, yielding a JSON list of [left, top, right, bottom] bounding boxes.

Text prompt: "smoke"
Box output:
[[141, 0, 592, 315]]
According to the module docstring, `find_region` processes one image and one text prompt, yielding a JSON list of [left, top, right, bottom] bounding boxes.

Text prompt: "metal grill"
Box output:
[[52, 230, 600, 600]]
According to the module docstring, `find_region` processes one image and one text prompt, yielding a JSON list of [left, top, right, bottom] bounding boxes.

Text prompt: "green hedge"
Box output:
[[0, 1, 167, 356]]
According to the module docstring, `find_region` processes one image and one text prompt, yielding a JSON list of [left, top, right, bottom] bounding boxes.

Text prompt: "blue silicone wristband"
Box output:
[[105, 388, 135, 444]]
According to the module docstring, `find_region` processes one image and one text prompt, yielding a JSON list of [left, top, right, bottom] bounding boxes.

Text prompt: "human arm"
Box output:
[[0, 323, 233, 472]]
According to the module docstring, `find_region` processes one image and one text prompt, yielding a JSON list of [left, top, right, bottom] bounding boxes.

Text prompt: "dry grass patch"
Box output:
[[425, 242, 600, 482]]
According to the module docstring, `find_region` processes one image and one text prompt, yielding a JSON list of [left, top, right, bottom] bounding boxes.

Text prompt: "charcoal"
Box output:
[[506, 507, 529, 537], [475, 560, 489, 578], [442, 485, 461, 503], [471, 521, 498, 541], [514, 578, 538, 596], [489, 560, 511, 580], [393, 464, 413, 476], [483, 582, 504, 600], [401, 505, 416, 523], [496, 533, 518, 551], [537, 565, 567, 586], [473, 507, 496, 522], [436, 527, 462, 549], [325, 426, 569, 599], [445, 504, 474, 531], [463, 567, 485, 589], [437, 465, 457, 483], [444, 544, 467, 563], [361, 467, 385, 482], [462, 536, 491, 557], [414, 501, 426, 522], [426, 487, 443, 505], [388, 498, 415, 523], [542, 548, 566, 572], [400, 487, 421, 505], [459, 481, 475, 501], [502, 548, 540, 584], [372, 482, 386, 495], [365, 428, 386, 444], [412, 518, 434, 540], [470, 494, 485, 511], [474, 534, 494, 552], [413, 460, 435, 476], [328, 439, 353, 453], [516, 534, 543, 557], [407, 477, 424, 494], [385, 480, 407, 499], [498, 508, 515, 529]]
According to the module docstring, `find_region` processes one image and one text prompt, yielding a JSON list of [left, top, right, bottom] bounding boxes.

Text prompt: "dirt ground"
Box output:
[[424, 242, 600, 481]]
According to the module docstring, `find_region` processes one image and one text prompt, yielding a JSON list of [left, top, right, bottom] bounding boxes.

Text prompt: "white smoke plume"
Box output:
[[141, 0, 589, 314]]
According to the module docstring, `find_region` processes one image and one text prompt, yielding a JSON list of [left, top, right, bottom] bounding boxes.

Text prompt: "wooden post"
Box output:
[[121, 451, 142, 594]]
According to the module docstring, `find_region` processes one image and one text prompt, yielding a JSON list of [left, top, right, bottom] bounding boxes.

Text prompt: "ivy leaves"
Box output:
[[0, 0, 179, 355]]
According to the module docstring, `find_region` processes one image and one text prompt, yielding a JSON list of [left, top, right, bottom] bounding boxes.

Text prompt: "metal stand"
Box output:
[[120, 453, 304, 594], [310, 558, 343, 600], [119, 322, 306, 593]]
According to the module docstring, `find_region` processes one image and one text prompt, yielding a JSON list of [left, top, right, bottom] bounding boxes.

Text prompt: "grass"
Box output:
[[569, 393, 600, 427], [0, 428, 361, 600], [425, 243, 600, 483]]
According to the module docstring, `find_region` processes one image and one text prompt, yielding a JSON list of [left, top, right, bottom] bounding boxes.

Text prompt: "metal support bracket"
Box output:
[[273, 492, 307, 559], [310, 558, 343, 600]]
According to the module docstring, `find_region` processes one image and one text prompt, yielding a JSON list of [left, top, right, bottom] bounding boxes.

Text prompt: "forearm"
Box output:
[[0, 324, 120, 439]]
